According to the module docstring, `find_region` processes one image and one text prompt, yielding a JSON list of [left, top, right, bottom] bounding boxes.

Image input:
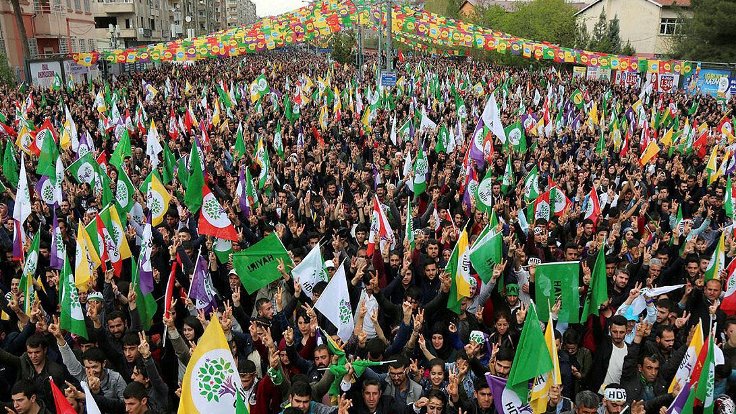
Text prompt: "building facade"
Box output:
[[90, 0, 170, 51], [575, 0, 691, 56], [225, 0, 256, 29], [0, 0, 97, 77]]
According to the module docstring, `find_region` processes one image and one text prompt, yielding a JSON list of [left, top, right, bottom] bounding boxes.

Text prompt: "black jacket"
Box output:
[[620, 341, 686, 414]]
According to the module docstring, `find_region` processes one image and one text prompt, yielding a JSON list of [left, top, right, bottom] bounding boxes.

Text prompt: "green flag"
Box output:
[[51, 73, 62, 91], [581, 247, 608, 319], [109, 130, 132, 169], [235, 388, 249, 414], [469, 221, 503, 283], [216, 83, 233, 109], [501, 157, 514, 194], [694, 333, 715, 414], [60, 256, 88, 339], [162, 143, 176, 185], [36, 130, 58, 177], [176, 156, 190, 185], [232, 233, 293, 294], [2, 141, 18, 188], [725, 176, 733, 219], [506, 303, 553, 401], [534, 261, 580, 323], [413, 147, 428, 196], [571, 89, 584, 109], [523, 166, 540, 202], [19, 231, 41, 315], [474, 168, 494, 213], [273, 121, 284, 160], [405, 198, 415, 251], [435, 124, 449, 153], [130, 256, 158, 330], [504, 122, 526, 153], [115, 169, 136, 214], [233, 122, 246, 161], [184, 143, 204, 212], [67, 152, 100, 185], [213, 238, 233, 264]]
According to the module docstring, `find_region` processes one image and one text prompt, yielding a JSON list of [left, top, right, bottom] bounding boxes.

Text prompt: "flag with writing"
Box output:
[[290, 244, 328, 300], [535, 262, 580, 323], [232, 233, 293, 294]]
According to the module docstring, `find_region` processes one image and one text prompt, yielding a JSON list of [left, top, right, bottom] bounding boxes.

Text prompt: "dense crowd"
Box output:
[[0, 49, 734, 414]]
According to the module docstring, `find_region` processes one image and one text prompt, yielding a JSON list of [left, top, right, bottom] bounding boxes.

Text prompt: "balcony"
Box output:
[[118, 28, 136, 38], [100, 0, 134, 14]]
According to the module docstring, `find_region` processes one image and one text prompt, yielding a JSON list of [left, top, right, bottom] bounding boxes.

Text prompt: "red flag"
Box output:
[[49, 377, 77, 414], [398, 50, 405, 63], [367, 196, 393, 256], [96, 152, 108, 174], [723, 259, 736, 315], [689, 335, 709, 382], [164, 256, 180, 318], [692, 127, 708, 159], [168, 108, 179, 140], [198, 184, 239, 241], [620, 127, 630, 157], [311, 125, 325, 147], [94, 214, 109, 273], [584, 188, 601, 225]]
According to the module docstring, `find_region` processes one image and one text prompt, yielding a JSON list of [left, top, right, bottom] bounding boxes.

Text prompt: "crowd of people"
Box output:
[[0, 48, 734, 414]]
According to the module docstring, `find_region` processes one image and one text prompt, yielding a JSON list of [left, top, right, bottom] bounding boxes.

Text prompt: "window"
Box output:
[[28, 38, 38, 57], [659, 18, 682, 35], [59, 37, 69, 54], [84, 0, 90, 12], [88, 39, 96, 51]]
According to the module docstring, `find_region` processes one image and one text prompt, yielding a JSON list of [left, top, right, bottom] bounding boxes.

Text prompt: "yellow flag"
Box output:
[[319, 105, 328, 130], [212, 99, 221, 127], [588, 102, 599, 127], [705, 145, 719, 175], [531, 315, 562, 414], [185, 80, 193, 96], [109, 204, 132, 261], [669, 321, 703, 392], [178, 317, 241, 414], [455, 227, 471, 299], [661, 128, 674, 147], [60, 123, 71, 151], [639, 141, 660, 166], [74, 221, 101, 292], [15, 126, 35, 155], [148, 173, 171, 226]]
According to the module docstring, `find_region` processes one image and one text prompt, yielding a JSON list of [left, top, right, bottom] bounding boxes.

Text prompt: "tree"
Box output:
[[445, 0, 463, 18], [588, 9, 612, 52], [574, 20, 590, 49], [673, 0, 736, 61], [471, 0, 579, 48], [607, 15, 622, 54], [621, 40, 636, 56], [0, 54, 15, 85], [331, 31, 356, 65], [9, 0, 31, 65]]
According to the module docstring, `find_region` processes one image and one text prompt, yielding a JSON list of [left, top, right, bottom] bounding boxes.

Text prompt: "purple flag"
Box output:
[[469, 118, 486, 169], [665, 381, 691, 414], [50, 207, 64, 269], [486, 374, 533, 414], [189, 253, 216, 312], [238, 166, 250, 218], [12, 219, 24, 261], [35, 176, 56, 205], [138, 211, 154, 294]]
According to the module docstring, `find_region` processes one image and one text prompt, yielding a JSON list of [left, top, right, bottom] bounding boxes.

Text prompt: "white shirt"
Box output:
[[603, 342, 628, 388]]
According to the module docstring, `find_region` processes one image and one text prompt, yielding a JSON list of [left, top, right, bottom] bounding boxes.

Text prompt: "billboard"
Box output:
[[572, 66, 586, 79], [696, 68, 731, 97], [614, 71, 641, 88], [29, 61, 62, 89], [658, 73, 680, 93], [587, 66, 611, 81]]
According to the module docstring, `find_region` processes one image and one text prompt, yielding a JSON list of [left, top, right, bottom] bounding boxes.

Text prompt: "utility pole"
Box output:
[[385, 0, 393, 71], [377, 4, 382, 89]]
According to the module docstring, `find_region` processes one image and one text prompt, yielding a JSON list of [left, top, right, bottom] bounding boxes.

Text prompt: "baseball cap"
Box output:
[[324, 260, 335, 269], [87, 292, 104, 302], [506, 284, 519, 296]]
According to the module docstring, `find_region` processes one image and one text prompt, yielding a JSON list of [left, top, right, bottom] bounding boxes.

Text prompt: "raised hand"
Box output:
[[138, 332, 151, 359]]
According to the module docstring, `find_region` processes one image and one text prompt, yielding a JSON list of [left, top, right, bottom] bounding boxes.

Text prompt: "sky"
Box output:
[[251, 0, 309, 17]]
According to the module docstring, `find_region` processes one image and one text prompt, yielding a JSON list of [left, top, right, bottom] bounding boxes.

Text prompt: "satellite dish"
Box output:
[[185, 15, 191, 22]]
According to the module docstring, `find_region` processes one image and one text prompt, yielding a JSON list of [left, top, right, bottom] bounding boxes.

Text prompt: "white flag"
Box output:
[[54, 156, 64, 205], [390, 115, 398, 146], [81, 381, 102, 414], [419, 108, 437, 132], [402, 153, 414, 192], [13, 153, 30, 225], [146, 121, 163, 168], [481, 94, 507, 144], [314, 261, 353, 342], [291, 244, 328, 300]]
